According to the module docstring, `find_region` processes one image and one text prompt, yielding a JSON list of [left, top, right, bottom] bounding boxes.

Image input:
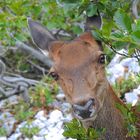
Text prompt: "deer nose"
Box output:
[[72, 98, 95, 119]]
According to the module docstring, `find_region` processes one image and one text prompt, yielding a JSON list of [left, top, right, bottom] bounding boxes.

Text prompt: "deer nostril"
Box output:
[[72, 98, 95, 119]]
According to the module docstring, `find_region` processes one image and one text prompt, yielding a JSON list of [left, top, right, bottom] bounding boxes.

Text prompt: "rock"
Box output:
[[120, 58, 140, 73], [56, 93, 65, 101], [38, 128, 48, 136], [48, 110, 63, 124], [61, 102, 72, 113], [125, 87, 140, 105], [34, 111, 48, 122], [0, 112, 16, 136], [107, 64, 124, 84], [0, 137, 7, 140], [45, 128, 65, 140], [108, 50, 125, 68], [125, 92, 138, 105], [0, 95, 20, 109], [33, 135, 45, 140], [8, 132, 22, 140], [32, 119, 46, 129], [35, 111, 45, 119], [107, 50, 140, 85], [15, 121, 27, 133]]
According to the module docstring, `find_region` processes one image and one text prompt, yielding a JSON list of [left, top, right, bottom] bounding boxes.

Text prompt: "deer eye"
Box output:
[[49, 72, 59, 81], [99, 54, 106, 64]]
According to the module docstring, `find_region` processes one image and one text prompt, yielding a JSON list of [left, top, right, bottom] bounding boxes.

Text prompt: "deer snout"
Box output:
[[72, 98, 96, 120]]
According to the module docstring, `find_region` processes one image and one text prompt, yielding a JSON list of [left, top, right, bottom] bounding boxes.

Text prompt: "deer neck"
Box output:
[[83, 83, 128, 140]]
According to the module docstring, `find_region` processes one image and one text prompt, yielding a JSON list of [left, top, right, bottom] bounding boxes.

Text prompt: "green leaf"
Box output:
[[102, 19, 113, 37], [72, 25, 83, 34], [131, 30, 140, 43], [133, 19, 140, 31], [114, 9, 132, 33], [86, 4, 97, 17], [116, 103, 128, 118], [111, 31, 124, 39], [63, 119, 104, 140], [92, 30, 102, 41]]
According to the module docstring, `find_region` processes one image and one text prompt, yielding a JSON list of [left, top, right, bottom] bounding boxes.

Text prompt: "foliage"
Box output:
[[116, 103, 138, 138], [113, 74, 140, 97], [63, 119, 105, 140], [29, 76, 58, 108], [0, 0, 140, 64], [13, 101, 35, 122], [60, 0, 140, 58], [20, 122, 40, 138], [0, 127, 7, 136], [0, 0, 84, 46]]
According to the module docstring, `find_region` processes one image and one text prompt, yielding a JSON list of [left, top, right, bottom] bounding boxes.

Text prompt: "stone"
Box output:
[[45, 128, 65, 140], [15, 121, 27, 133], [48, 110, 63, 124], [0, 112, 16, 136], [33, 135, 45, 140], [0, 137, 7, 140], [56, 93, 65, 101], [38, 128, 48, 136], [61, 102, 72, 113], [35, 111, 45, 119], [32, 119, 46, 129], [8, 132, 22, 140]]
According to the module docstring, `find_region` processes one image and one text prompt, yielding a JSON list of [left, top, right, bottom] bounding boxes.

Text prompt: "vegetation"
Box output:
[[14, 101, 35, 122], [29, 76, 58, 108], [0, 0, 140, 59], [116, 103, 139, 137], [113, 74, 140, 98], [63, 118, 105, 140], [0, 128, 7, 137], [20, 122, 40, 138]]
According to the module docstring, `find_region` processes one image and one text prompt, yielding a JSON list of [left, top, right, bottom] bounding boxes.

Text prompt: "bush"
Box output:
[[63, 119, 105, 140]]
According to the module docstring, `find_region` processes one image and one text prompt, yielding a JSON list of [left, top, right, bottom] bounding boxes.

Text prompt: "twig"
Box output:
[[27, 60, 48, 76]]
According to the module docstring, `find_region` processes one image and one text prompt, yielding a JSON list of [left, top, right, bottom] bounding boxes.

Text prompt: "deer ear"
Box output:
[[85, 14, 102, 31], [28, 19, 56, 51]]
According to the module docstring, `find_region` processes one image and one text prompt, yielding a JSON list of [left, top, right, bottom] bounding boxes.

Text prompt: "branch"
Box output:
[[27, 60, 48, 75], [0, 59, 49, 102], [104, 40, 140, 61], [132, 0, 140, 19], [15, 41, 53, 68]]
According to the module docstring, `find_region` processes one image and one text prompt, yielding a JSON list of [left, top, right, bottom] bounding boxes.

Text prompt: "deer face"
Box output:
[[28, 20, 109, 121]]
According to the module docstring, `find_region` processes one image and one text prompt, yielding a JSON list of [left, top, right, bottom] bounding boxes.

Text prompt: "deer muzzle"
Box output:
[[72, 98, 96, 120]]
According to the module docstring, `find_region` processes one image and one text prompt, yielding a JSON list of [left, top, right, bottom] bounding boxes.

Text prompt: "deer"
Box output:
[[27, 17, 140, 140]]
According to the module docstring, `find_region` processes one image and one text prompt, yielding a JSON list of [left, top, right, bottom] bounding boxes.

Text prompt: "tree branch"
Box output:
[[132, 0, 140, 19], [15, 41, 53, 68]]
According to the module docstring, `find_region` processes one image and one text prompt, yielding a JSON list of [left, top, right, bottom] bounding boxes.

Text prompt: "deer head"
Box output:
[[28, 17, 109, 122]]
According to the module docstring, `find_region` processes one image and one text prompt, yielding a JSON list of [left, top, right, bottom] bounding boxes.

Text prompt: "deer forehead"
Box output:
[[51, 40, 100, 70]]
